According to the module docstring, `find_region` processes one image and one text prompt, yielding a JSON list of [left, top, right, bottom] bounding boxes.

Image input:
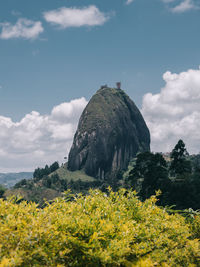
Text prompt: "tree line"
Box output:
[[126, 140, 200, 210]]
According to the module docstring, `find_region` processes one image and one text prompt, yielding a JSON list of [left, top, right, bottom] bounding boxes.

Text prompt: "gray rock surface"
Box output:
[[68, 87, 150, 179]]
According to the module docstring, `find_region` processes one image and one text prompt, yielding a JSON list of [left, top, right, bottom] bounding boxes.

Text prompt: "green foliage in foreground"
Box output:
[[0, 189, 200, 266]]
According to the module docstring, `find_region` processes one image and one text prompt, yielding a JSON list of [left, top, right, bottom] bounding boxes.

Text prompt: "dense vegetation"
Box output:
[[33, 162, 60, 180], [4, 163, 101, 205], [0, 189, 200, 266], [0, 184, 6, 197], [126, 140, 200, 210], [2, 140, 200, 265], [4, 140, 200, 211]]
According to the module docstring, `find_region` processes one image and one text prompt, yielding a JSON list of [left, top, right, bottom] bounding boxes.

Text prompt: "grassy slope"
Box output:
[[4, 165, 95, 204], [49, 164, 95, 182]]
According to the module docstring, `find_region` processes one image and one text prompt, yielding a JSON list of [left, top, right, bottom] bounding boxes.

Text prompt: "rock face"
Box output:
[[68, 87, 150, 179]]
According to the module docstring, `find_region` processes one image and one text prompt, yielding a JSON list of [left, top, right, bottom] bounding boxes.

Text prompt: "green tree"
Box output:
[[0, 184, 6, 198], [50, 161, 59, 173], [170, 139, 191, 177], [33, 162, 60, 181], [14, 179, 27, 188], [128, 152, 170, 201]]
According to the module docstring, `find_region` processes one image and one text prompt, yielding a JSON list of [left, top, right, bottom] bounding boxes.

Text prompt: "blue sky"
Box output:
[[0, 0, 199, 119], [0, 0, 200, 171]]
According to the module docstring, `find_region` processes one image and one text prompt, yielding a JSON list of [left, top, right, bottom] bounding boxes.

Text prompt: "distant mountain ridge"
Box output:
[[0, 172, 33, 188]]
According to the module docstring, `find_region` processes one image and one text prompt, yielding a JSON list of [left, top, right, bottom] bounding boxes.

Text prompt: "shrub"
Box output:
[[0, 184, 6, 198], [0, 189, 200, 266]]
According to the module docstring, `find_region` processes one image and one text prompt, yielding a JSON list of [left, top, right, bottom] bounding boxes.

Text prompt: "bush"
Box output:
[[0, 184, 6, 197], [14, 179, 27, 188], [0, 189, 200, 266]]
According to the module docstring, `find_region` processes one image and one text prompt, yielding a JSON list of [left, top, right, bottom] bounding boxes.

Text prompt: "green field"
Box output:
[[50, 164, 95, 182]]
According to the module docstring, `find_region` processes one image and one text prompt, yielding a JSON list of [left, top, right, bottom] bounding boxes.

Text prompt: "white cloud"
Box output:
[[43, 5, 109, 28], [126, 0, 134, 5], [162, 0, 199, 13], [141, 67, 200, 154], [162, 0, 176, 3], [0, 97, 87, 172], [0, 18, 44, 40], [171, 0, 197, 13]]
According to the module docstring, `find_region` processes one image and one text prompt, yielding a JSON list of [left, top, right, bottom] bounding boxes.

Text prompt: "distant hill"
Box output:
[[0, 172, 33, 188]]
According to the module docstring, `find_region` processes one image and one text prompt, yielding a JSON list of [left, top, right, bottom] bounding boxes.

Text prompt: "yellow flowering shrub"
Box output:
[[0, 189, 200, 266], [188, 214, 200, 240]]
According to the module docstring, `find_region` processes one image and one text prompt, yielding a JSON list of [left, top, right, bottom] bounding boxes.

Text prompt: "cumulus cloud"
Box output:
[[43, 5, 109, 28], [162, 0, 199, 13], [126, 0, 134, 5], [141, 67, 200, 154], [0, 18, 44, 40], [0, 97, 87, 172], [171, 0, 197, 13]]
